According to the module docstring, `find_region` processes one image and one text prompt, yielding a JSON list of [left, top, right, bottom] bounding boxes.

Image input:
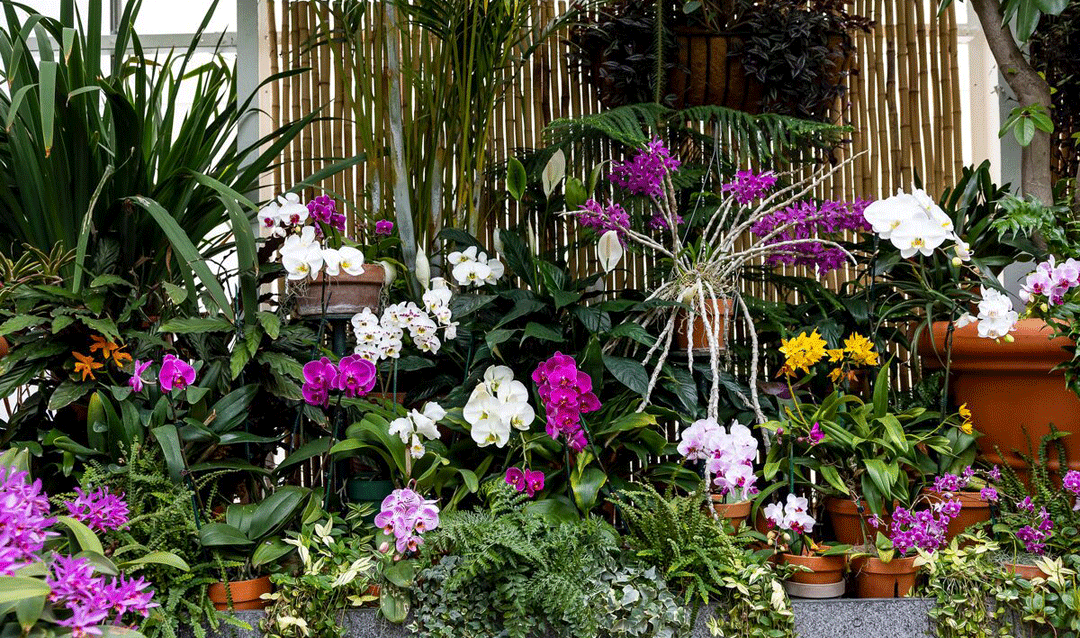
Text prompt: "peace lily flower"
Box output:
[[597, 229, 623, 272]]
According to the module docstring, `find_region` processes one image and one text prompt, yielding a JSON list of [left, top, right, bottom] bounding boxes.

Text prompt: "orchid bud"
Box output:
[[379, 541, 390, 553], [1041, 303, 1050, 312], [1003, 334, 1015, 343], [952, 257, 962, 267]]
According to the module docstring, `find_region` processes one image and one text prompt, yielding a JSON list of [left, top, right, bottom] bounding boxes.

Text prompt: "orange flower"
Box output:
[[89, 335, 120, 360], [112, 349, 132, 367], [73, 352, 103, 381]]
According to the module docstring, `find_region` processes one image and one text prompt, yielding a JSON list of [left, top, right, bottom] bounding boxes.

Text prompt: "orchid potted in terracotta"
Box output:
[[763, 493, 850, 598], [676, 417, 759, 529]]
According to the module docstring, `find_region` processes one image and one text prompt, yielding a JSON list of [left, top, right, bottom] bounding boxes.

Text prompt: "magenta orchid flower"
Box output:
[[64, 488, 129, 532], [158, 354, 196, 393], [301, 357, 339, 407], [375, 219, 394, 235], [533, 352, 600, 452], [334, 355, 377, 398], [128, 360, 152, 393]]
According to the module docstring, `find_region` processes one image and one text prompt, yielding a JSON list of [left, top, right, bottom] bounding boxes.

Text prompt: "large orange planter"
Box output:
[[782, 553, 846, 585], [921, 319, 1080, 477]]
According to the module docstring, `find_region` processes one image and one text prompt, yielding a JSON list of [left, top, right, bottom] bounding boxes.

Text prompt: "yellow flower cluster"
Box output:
[[779, 330, 827, 376]]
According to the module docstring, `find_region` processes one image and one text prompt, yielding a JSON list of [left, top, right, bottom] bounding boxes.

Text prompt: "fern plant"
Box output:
[[411, 483, 689, 638], [77, 444, 228, 638], [615, 483, 794, 638]]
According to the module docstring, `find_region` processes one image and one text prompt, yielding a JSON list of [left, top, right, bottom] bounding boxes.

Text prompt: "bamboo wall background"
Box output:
[[261, 0, 964, 393]]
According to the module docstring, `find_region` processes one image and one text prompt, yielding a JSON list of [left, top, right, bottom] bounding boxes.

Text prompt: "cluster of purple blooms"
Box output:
[[306, 194, 346, 233], [609, 137, 681, 199], [721, 170, 778, 205], [504, 467, 545, 498], [1066, 470, 1080, 510], [65, 487, 130, 533], [301, 355, 377, 407], [129, 354, 197, 394], [1019, 256, 1080, 306], [888, 500, 962, 555], [374, 487, 440, 554], [750, 199, 872, 274], [532, 352, 602, 453], [1015, 500, 1054, 555], [931, 465, 1000, 503], [576, 199, 631, 241], [1, 469, 155, 638]]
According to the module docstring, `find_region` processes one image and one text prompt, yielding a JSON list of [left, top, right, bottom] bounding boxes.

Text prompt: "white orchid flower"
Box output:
[[463, 387, 495, 424], [485, 258, 505, 284], [863, 191, 919, 240], [282, 245, 324, 280], [890, 216, 950, 258], [421, 401, 447, 423], [322, 248, 343, 276], [408, 434, 426, 459], [388, 417, 414, 444], [409, 410, 440, 441], [597, 230, 624, 273], [277, 192, 309, 226], [483, 365, 515, 394], [497, 379, 529, 405], [507, 401, 535, 431], [281, 225, 319, 255], [470, 413, 511, 448], [338, 246, 365, 276], [258, 200, 282, 232]]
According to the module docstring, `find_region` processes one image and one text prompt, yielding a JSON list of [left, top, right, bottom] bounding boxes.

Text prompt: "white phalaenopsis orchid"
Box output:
[[597, 230, 623, 273], [448, 245, 504, 287], [863, 186, 964, 259], [282, 245, 324, 281], [351, 297, 454, 361], [463, 366, 535, 448], [975, 286, 1018, 339], [388, 401, 446, 459]]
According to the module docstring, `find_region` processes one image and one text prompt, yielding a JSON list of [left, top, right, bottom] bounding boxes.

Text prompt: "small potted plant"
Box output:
[[676, 417, 759, 529], [261, 192, 395, 318], [763, 493, 851, 598], [198, 486, 314, 610], [852, 493, 961, 598]]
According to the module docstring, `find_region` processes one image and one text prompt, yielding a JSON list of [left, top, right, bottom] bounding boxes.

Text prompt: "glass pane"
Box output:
[[131, 0, 236, 35]]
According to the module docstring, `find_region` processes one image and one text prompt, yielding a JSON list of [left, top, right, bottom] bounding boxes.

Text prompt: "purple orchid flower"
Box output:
[[375, 219, 394, 235], [128, 360, 152, 393], [335, 355, 377, 398]]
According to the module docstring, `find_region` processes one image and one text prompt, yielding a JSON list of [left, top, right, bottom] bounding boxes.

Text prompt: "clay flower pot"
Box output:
[[825, 497, 891, 546], [0, 336, 9, 358], [676, 297, 735, 352], [921, 319, 1080, 478], [296, 263, 386, 318], [1004, 562, 1050, 580], [712, 496, 751, 530], [852, 555, 919, 598], [208, 576, 272, 610], [921, 489, 992, 541], [782, 553, 846, 585]]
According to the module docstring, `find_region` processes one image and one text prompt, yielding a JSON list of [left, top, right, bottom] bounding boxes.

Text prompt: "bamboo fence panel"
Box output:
[[262, 0, 962, 388]]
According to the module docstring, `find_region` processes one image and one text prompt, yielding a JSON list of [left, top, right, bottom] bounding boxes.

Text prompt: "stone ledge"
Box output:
[[210, 598, 937, 638]]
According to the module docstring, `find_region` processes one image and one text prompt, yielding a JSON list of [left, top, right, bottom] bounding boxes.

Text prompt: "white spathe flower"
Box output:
[[379, 260, 397, 286], [415, 248, 431, 289], [282, 245, 324, 280], [338, 246, 365, 276], [597, 230, 624, 273]]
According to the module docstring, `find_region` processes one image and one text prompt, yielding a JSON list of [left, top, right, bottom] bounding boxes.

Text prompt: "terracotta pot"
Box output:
[[1004, 562, 1049, 580], [825, 497, 891, 546], [921, 489, 992, 540], [295, 263, 385, 318], [920, 319, 1080, 478], [668, 30, 764, 111], [782, 553, 846, 585], [208, 576, 272, 611], [712, 497, 751, 530], [675, 298, 735, 352], [0, 336, 9, 358], [852, 556, 919, 598]]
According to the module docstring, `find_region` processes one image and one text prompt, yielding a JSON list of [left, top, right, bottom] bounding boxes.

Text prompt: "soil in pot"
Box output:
[[851, 555, 918, 598], [782, 553, 846, 585], [675, 298, 735, 352], [208, 576, 272, 611], [921, 489, 992, 540], [920, 319, 1080, 479], [712, 497, 751, 530], [295, 263, 386, 318], [826, 497, 891, 546]]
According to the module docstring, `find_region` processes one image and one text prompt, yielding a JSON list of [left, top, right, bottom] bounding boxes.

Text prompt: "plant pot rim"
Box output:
[[921, 318, 1072, 371], [853, 554, 918, 574]]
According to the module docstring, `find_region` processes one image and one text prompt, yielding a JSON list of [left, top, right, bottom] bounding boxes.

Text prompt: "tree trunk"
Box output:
[[969, 0, 1053, 205]]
